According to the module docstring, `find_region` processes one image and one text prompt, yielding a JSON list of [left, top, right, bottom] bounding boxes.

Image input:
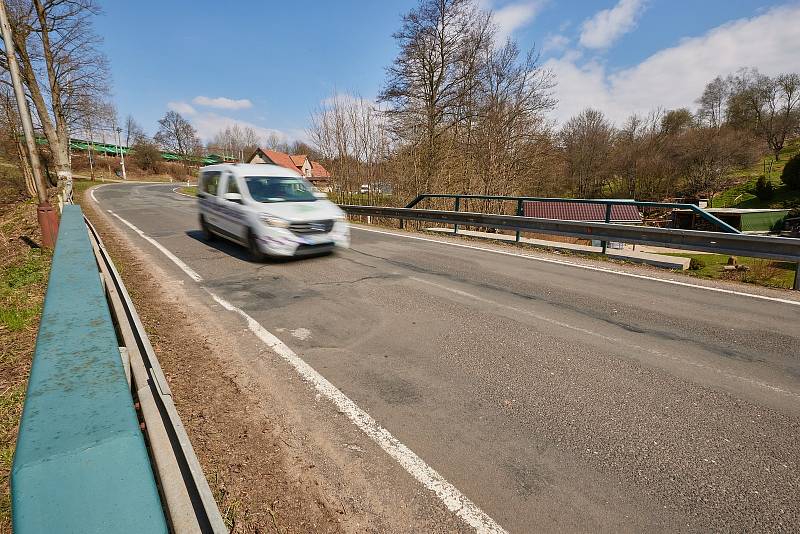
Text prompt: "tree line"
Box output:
[[310, 0, 800, 206]]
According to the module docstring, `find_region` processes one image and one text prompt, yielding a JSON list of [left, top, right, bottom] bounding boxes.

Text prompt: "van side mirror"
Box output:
[[223, 192, 243, 203], [313, 191, 327, 199]]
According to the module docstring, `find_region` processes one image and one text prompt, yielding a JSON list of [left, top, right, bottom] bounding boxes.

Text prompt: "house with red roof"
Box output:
[[247, 148, 331, 190]]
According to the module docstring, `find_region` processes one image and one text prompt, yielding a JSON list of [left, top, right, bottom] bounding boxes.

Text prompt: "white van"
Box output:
[[197, 163, 349, 260]]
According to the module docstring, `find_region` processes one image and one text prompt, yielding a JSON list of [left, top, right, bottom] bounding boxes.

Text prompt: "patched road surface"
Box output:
[[93, 183, 800, 533]]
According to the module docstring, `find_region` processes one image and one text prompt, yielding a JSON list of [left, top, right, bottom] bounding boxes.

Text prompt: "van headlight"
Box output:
[[260, 215, 290, 228]]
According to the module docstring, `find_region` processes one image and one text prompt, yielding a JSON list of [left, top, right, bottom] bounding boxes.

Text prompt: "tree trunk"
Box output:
[[34, 0, 72, 202], [11, 24, 71, 194]]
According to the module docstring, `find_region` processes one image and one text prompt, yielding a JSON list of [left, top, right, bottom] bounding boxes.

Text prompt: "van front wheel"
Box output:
[[248, 230, 267, 262], [200, 216, 215, 241]]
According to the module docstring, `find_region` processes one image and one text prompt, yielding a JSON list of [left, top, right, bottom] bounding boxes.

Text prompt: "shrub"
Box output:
[[754, 175, 775, 200], [131, 140, 163, 174], [689, 257, 705, 270], [781, 154, 800, 190]]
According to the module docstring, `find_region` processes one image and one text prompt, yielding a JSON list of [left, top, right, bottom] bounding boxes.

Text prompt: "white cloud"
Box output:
[[192, 96, 253, 110], [191, 112, 292, 145], [167, 101, 196, 115], [548, 4, 800, 124], [579, 0, 646, 49], [164, 100, 293, 145], [488, 1, 545, 43], [542, 33, 570, 54]]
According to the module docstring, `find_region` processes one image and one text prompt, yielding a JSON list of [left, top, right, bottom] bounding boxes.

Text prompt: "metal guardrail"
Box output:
[[12, 206, 169, 533], [85, 216, 228, 533], [341, 205, 800, 289], [404, 194, 742, 236], [11, 205, 226, 533]]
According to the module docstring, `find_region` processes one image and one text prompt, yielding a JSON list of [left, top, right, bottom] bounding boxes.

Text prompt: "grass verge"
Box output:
[[0, 192, 51, 533], [716, 141, 800, 209], [666, 253, 797, 289]]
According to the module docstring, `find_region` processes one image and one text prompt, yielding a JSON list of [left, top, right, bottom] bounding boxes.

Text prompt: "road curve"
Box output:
[[93, 183, 800, 533]]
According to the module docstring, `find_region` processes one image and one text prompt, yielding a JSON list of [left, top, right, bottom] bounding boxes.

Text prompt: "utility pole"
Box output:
[[116, 126, 127, 180], [0, 0, 58, 247]]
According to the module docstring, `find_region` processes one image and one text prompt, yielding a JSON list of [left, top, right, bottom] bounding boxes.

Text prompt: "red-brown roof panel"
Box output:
[[523, 201, 641, 222]]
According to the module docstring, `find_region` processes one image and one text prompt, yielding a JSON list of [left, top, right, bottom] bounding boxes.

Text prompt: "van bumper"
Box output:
[[256, 223, 349, 257]]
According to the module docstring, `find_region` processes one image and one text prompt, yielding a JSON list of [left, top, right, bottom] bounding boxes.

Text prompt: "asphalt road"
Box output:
[[94, 183, 800, 533]]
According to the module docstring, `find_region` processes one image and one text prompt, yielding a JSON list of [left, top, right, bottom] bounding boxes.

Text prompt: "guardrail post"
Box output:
[[454, 196, 460, 234], [515, 199, 524, 242], [794, 262, 800, 291], [601, 203, 612, 254]]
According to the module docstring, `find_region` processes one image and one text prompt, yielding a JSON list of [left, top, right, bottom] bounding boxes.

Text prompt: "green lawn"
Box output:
[[716, 141, 800, 209], [666, 253, 797, 289], [178, 186, 197, 196]]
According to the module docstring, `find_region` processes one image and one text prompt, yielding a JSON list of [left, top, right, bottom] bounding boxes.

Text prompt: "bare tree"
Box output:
[[380, 0, 492, 192], [310, 93, 389, 193], [123, 114, 144, 146], [696, 76, 729, 129], [0, 0, 109, 200], [560, 108, 615, 198], [727, 68, 800, 160], [0, 85, 35, 195], [467, 40, 556, 205], [208, 123, 261, 161], [673, 126, 759, 206], [154, 111, 200, 170]]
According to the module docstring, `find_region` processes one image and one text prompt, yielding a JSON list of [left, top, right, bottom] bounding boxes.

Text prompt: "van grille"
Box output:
[[289, 220, 334, 235]]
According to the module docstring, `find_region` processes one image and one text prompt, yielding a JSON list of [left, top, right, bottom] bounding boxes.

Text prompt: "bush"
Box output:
[[781, 154, 800, 190], [754, 175, 775, 200], [131, 140, 163, 174], [689, 257, 705, 270]]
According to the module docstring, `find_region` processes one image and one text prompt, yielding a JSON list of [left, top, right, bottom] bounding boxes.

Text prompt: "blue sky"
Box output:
[[94, 1, 800, 143]]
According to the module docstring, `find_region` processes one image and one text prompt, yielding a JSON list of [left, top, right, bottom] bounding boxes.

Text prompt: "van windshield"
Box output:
[[244, 176, 317, 203]]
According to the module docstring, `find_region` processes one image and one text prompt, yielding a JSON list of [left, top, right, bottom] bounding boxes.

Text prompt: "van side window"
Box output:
[[226, 175, 240, 195], [200, 171, 221, 195]]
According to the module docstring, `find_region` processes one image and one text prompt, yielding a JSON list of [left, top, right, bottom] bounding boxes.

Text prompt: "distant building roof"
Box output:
[[310, 161, 330, 178], [247, 148, 330, 181], [523, 201, 642, 223], [290, 154, 307, 167]]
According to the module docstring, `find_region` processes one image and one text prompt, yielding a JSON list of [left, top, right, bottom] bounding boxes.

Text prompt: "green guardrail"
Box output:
[[11, 205, 168, 533]]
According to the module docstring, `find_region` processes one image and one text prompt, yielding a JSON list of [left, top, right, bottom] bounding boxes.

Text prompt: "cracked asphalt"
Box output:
[[94, 183, 800, 533]]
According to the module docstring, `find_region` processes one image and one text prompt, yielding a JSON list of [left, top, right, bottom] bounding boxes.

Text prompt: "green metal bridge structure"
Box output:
[[35, 135, 237, 166]]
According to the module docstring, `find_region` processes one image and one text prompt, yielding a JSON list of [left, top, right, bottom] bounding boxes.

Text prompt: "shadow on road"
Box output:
[[185, 230, 333, 264]]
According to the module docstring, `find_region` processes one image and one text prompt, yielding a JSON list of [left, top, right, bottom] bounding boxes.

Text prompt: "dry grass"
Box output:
[[0, 172, 51, 533]]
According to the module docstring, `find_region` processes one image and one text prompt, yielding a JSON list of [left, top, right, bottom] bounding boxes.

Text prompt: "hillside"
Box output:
[[716, 140, 800, 209]]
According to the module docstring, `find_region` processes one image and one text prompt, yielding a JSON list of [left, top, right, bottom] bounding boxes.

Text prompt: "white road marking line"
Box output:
[[107, 210, 203, 282], [207, 291, 506, 533], [172, 187, 196, 199], [100, 207, 506, 533], [353, 226, 800, 307], [410, 275, 799, 400]]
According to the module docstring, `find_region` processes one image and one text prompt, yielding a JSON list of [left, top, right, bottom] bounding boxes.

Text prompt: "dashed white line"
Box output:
[[99, 207, 507, 534], [353, 226, 800, 307]]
